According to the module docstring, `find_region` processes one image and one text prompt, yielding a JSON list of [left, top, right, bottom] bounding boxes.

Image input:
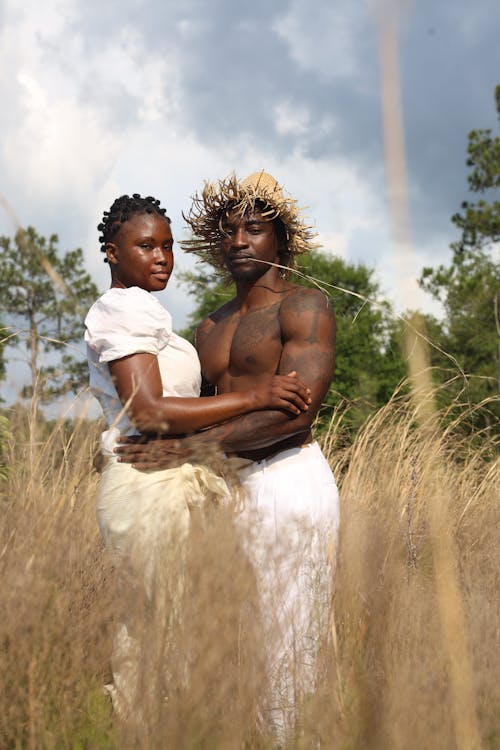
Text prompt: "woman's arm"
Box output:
[[109, 352, 310, 434]]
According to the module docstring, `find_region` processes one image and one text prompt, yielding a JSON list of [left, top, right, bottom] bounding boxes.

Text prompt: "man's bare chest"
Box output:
[[199, 303, 283, 384]]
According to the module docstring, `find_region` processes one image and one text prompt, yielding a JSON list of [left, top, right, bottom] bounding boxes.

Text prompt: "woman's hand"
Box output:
[[115, 434, 194, 470], [251, 371, 311, 414]]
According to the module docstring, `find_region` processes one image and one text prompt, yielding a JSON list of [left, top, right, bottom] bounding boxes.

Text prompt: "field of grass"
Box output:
[[0, 392, 498, 749]]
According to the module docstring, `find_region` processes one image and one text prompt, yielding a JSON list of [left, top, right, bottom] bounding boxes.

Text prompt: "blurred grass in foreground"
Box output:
[[0, 387, 498, 749]]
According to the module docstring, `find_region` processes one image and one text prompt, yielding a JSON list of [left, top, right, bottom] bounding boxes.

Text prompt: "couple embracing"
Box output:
[[85, 170, 340, 736]]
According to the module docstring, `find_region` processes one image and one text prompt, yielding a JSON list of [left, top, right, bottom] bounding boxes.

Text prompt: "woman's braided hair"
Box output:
[[98, 194, 171, 262]]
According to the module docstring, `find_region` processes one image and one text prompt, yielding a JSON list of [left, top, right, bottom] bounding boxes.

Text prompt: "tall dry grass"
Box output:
[[321, 386, 499, 749], [0, 391, 498, 749], [0, 408, 117, 749]]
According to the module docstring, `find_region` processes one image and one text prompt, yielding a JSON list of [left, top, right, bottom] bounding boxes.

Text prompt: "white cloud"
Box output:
[[274, 0, 370, 82], [316, 231, 348, 258], [6, 69, 120, 200], [1, 0, 497, 408], [0, 2, 182, 208], [273, 100, 336, 139], [274, 101, 310, 136]]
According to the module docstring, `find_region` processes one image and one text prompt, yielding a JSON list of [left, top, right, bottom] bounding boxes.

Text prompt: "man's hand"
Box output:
[[114, 434, 194, 470]]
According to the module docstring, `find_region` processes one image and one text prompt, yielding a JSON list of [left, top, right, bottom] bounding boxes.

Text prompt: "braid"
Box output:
[[98, 193, 171, 262]]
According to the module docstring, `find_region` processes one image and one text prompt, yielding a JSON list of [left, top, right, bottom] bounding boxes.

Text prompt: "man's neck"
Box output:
[[234, 274, 290, 312]]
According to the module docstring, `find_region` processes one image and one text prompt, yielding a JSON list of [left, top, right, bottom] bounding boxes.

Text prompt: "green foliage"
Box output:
[[294, 252, 407, 431], [450, 85, 500, 254], [179, 251, 407, 435], [0, 226, 99, 403], [64, 681, 117, 750], [419, 86, 500, 431], [178, 267, 236, 343]]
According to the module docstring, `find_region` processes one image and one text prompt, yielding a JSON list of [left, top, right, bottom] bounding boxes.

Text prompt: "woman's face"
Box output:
[[106, 212, 174, 292]]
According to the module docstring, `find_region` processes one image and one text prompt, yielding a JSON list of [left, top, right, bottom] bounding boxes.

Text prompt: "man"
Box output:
[[117, 171, 339, 734]]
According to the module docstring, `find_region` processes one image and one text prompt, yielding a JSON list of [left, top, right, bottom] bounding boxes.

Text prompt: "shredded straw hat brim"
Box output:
[[181, 171, 320, 274]]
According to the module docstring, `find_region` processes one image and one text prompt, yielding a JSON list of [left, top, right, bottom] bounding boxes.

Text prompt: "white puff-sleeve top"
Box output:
[[85, 286, 202, 454]]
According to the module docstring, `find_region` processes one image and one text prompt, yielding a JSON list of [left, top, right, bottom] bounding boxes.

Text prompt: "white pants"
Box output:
[[237, 442, 340, 735], [96, 457, 230, 716], [97, 457, 229, 589]]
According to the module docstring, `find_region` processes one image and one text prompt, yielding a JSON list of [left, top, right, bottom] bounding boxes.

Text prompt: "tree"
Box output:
[[451, 85, 500, 254], [0, 316, 6, 394], [179, 250, 407, 435], [0, 227, 99, 403], [420, 85, 500, 428]]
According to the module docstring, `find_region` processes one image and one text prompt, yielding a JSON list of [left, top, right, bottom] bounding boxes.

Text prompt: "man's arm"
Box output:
[[203, 288, 335, 453], [115, 289, 334, 466]]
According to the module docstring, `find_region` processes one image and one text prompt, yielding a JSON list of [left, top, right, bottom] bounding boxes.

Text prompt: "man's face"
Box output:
[[220, 210, 281, 282]]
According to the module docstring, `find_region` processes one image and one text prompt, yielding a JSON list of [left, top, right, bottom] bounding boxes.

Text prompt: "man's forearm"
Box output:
[[200, 408, 311, 453], [113, 409, 310, 470]]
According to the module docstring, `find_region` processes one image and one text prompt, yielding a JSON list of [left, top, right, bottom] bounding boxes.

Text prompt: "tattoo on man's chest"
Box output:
[[232, 305, 282, 350]]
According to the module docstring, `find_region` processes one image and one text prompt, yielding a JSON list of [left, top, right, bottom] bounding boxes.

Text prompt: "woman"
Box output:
[[84, 193, 310, 714]]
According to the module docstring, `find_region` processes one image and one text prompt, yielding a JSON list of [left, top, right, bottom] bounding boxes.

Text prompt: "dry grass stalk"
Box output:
[[320, 391, 498, 749], [376, 3, 485, 745], [404, 314, 483, 750], [0, 411, 117, 749]]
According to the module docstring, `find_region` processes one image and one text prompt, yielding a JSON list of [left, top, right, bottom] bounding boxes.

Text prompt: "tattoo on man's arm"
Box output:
[[204, 408, 300, 453], [280, 349, 334, 389], [305, 308, 321, 344]]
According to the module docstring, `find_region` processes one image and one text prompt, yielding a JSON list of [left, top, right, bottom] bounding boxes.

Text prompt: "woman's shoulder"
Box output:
[[87, 287, 171, 324], [93, 285, 158, 309], [85, 287, 172, 358]]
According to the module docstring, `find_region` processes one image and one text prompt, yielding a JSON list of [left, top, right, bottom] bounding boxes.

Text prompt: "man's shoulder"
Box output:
[[195, 300, 236, 346], [280, 285, 333, 315], [279, 285, 335, 344], [200, 299, 236, 327]]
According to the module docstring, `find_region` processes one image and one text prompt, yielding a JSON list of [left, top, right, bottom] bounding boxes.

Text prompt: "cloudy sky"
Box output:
[[1, 0, 499, 403]]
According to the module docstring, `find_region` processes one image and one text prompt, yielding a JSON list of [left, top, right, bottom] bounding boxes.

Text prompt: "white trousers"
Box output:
[[96, 457, 230, 715], [237, 441, 340, 735]]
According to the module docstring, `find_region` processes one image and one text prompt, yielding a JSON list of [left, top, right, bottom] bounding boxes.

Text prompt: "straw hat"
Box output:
[[181, 171, 319, 275]]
